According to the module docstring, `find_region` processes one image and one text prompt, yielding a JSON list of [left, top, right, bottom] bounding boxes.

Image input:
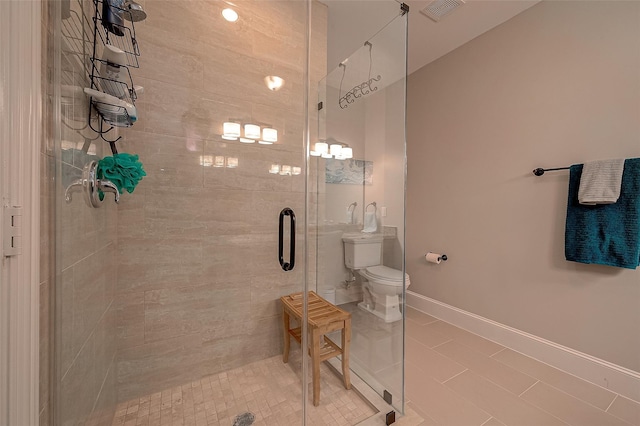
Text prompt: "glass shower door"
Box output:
[[50, 0, 313, 424], [313, 7, 408, 416]]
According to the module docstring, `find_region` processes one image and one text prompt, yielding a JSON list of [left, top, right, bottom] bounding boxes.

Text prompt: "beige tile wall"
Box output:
[[115, 0, 327, 402], [41, 0, 120, 424]]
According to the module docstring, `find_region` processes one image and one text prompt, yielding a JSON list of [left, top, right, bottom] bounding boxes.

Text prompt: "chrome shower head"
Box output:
[[123, 0, 147, 22]]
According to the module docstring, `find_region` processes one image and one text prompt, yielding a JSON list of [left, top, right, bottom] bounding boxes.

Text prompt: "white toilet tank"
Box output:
[[342, 234, 384, 269]]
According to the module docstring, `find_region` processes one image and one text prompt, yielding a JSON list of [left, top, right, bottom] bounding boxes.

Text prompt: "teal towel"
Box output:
[[565, 158, 640, 269]]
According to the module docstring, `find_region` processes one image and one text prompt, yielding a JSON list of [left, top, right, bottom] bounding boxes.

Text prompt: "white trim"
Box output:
[[0, 1, 42, 425], [406, 290, 640, 403]]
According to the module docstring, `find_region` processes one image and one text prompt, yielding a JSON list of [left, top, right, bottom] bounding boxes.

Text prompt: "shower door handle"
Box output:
[[278, 208, 296, 271]]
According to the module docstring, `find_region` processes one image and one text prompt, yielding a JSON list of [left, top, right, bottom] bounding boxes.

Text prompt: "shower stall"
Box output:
[[45, 0, 408, 424]]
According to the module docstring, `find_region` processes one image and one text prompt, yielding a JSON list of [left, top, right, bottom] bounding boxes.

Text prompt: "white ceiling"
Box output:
[[325, 0, 540, 75]]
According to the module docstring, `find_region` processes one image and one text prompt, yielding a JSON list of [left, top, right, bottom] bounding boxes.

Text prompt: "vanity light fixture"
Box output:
[[310, 139, 353, 160], [244, 123, 261, 140], [214, 156, 226, 167], [262, 127, 278, 143], [280, 165, 292, 176], [226, 157, 238, 168], [330, 144, 342, 156], [200, 155, 214, 167], [222, 8, 238, 22], [222, 121, 279, 144], [268, 164, 300, 175], [312, 142, 328, 157], [204, 155, 239, 168], [222, 121, 241, 140]]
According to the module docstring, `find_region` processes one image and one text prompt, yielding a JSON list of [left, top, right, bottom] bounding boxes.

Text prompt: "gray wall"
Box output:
[[406, 1, 640, 372]]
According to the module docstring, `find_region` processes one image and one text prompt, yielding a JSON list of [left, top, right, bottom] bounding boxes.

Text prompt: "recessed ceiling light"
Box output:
[[222, 8, 238, 22], [264, 75, 285, 91]]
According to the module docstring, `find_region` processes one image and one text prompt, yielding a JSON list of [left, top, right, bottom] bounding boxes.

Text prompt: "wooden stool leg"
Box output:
[[311, 328, 321, 406], [282, 309, 290, 363], [341, 318, 351, 390]]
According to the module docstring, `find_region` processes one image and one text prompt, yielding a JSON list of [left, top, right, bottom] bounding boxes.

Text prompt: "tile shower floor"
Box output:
[[111, 349, 376, 426]]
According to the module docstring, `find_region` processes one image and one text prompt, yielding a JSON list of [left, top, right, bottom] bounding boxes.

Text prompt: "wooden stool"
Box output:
[[280, 291, 351, 406]]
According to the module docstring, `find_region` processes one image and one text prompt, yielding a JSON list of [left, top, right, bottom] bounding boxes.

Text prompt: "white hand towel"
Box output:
[[345, 208, 354, 225], [362, 212, 377, 233], [578, 159, 625, 205]]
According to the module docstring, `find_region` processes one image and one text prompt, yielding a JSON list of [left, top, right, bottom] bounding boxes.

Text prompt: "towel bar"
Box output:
[[533, 166, 571, 176]]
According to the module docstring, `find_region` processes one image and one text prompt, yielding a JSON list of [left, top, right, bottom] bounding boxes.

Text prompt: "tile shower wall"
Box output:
[[115, 1, 327, 401], [43, 0, 119, 424]]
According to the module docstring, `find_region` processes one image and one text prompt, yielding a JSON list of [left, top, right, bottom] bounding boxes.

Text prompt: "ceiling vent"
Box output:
[[420, 0, 465, 22]]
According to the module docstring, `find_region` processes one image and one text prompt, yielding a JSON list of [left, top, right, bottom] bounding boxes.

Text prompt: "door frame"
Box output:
[[0, 0, 42, 424]]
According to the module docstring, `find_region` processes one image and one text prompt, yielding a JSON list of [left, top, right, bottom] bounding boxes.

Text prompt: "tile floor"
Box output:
[[337, 302, 403, 403], [112, 349, 376, 426], [112, 304, 640, 426], [403, 306, 640, 426]]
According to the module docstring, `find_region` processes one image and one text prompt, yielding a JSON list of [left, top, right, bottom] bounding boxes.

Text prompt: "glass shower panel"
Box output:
[[53, 0, 120, 424], [314, 10, 408, 415], [52, 0, 312, 424]]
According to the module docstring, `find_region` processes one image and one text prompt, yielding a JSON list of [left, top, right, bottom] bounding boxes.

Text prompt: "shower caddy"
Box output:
[[86, 0, 141, 154], [66, 0, 143, 207]]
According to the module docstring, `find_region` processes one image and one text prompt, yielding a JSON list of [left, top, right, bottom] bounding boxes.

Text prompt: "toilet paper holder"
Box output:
[[425, 253, 447, 261]]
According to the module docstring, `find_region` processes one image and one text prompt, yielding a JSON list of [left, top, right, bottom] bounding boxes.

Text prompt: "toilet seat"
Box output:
[[361, 265, 410, 287]]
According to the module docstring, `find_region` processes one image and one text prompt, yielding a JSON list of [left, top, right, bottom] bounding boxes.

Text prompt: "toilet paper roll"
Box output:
[[425, 252, 442, 264]]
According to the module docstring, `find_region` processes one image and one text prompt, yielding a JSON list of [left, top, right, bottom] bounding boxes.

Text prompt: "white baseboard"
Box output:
[[406, 291, 640, 403]]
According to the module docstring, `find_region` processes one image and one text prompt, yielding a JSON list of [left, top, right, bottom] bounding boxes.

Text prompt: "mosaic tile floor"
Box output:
[[112, 350, 376, 426]]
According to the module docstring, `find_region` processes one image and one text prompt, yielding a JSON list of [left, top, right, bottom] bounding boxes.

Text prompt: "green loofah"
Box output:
[[97, 153, 146, 200]]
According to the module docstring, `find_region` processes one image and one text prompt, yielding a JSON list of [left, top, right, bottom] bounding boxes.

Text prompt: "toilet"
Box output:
[[342, 233, 410, 323]]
